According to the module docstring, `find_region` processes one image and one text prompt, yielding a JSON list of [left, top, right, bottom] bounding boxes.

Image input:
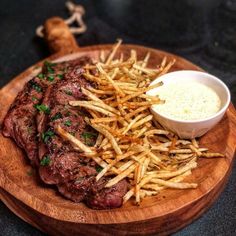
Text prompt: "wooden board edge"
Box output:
[[0, 158, 234, 236], [0, 45, 236, 227]]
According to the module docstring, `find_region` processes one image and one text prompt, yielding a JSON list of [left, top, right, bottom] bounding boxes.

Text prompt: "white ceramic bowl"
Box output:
[[147, 70, 231, 139]]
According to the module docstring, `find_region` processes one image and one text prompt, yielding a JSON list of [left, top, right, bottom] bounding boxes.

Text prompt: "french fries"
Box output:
[[56, 126, 96, 156], [57, 40, 224, 206]]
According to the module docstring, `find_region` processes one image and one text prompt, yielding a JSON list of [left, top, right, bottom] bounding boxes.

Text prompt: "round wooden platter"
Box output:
[[0, 17, 236, 236]]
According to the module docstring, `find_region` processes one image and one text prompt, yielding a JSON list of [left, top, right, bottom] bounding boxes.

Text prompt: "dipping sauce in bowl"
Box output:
[[153, 81, 221, 120], [147, 70, 231, 139]]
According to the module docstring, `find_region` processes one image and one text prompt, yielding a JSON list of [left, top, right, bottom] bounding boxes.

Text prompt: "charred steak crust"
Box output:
[[2, 63, 64, 166], [37, 57, 93, 185], [2, 56, 128, 209], [86, 178, 128, 209], [2, 57, 89, 166]]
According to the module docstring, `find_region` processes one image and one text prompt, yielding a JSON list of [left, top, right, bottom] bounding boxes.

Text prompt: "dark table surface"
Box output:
[[0, 0, 235, 235]]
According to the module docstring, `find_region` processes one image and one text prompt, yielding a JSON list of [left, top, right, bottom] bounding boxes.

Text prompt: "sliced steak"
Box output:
[[2, 55, 128, 209], [2, 71, 59, 166], [86, 178, 128, 209], [37, 58, 100, 203], [37, 60, 94, 185], [57, 166, 97, 202], [2, 57, 90, 166], [37, 58, 128, 208]]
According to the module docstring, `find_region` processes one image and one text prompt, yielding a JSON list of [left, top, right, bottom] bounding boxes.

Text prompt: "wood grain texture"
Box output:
[[0, 45, 235, 236]]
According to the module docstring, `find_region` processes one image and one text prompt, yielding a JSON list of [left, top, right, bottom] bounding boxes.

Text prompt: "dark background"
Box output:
[[0, 0, 235, 235]]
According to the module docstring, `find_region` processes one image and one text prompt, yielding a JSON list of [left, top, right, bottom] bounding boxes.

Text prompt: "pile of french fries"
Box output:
[[57, 40, 224, 205]]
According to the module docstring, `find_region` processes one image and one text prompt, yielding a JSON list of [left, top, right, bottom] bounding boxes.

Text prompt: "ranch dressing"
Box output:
[[153, 81, 221, 120]]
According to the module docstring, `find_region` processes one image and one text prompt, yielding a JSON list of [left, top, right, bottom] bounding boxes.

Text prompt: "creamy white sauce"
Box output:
[[153, 81, 221, 120]]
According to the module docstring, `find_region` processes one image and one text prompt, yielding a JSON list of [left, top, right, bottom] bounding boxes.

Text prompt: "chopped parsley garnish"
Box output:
[[44, 61, 56, 67], [47, 75, 54, 82], [34, 104, 50, 114], [96, 166, 103, 173], [44, 61, 56, 74], [81, 132, 97, 139], [27, 127, 32, 134], [42, 130, 55, 143], [30, 81, 42, 92], [64, 120, 72, 127], [64, 89, 73, 96], [65, 111, 71, 117], [57, 74, 64, 79], [81, 132, 97, 146], [51, 112, 62, 121], [40, 155, 51, 166], [31, 96, 39, 102], [37, 73, 45, 79]]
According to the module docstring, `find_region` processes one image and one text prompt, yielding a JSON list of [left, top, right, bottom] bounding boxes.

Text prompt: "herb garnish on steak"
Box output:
[[2, 56, 128, 209]]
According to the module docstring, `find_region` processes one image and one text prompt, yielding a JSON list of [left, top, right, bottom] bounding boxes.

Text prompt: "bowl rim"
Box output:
[[147, 70, 231, 124]]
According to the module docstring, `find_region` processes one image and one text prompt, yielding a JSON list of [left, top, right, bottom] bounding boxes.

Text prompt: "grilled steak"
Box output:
[[2, 57, 90, 166], [37, 63, 128, 208], [86, 178, 128, 209], [2, 56, 128, 209], [37, 73, 95, 185], [2, 61, 69, 166]]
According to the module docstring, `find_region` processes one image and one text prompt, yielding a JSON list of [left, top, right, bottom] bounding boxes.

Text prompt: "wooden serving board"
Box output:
[[0, 17, 236, 236]]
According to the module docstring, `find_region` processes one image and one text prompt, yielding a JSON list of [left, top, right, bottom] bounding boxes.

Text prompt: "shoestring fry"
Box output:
[[57, 40, 224, 205]]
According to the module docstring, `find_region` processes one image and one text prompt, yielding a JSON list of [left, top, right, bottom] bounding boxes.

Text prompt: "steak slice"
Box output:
[[37, 62, 94, 185], [2, 68, 62, 166], [37, 60, 100, 203], [3, 55, 129, 209], [86, 178, 128, 209], [2, 57, 90, 166], [57, 165, 97, 203], [37, 59, 128, 208], [2, 79, 41, 166]]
